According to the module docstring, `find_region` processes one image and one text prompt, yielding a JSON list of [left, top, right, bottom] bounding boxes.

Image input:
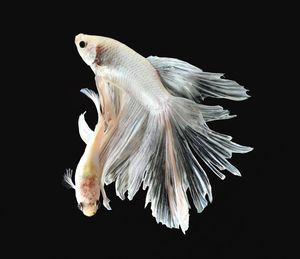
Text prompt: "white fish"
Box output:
[[64, 33, 253, 233]]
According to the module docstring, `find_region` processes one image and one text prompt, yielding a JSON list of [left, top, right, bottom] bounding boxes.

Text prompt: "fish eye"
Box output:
[[78, 202, 83, 210], [79, 41, 87, 48]]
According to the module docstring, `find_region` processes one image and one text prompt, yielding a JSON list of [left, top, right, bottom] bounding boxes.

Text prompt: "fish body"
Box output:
[[64, 34, 253, 233], [74, 122, 103, 216]]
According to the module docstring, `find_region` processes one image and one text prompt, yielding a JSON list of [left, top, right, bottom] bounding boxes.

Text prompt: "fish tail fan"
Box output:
[[102, 97, 192, 232], [142, 96, 252, 232], [171, 97, 252, 176], [102, 98, 149, 199], [147, 56, 250, 101], [137, 99, 212, 233], [103, 95, 252, 233], [130, 110, 191, 233]]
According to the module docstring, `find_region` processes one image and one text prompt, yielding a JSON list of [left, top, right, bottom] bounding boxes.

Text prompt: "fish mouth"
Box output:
[[82, 206, 98, 217]]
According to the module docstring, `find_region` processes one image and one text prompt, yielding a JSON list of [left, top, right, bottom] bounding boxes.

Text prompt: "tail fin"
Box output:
[[145, 97, 252, 232], [100, 57, 252, 233], [147, 56, 250, 101], [103, 95, 252, 233]]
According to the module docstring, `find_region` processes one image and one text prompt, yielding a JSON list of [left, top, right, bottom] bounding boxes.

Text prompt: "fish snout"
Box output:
[[82, 205, 98, 217], [75, 33, 84, 46]]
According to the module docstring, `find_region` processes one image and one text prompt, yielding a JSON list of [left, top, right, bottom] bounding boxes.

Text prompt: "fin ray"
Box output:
[[147, 56, 250, 101]]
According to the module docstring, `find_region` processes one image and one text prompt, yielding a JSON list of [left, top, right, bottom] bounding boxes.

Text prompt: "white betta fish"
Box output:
[[64, 33, 253, 233]]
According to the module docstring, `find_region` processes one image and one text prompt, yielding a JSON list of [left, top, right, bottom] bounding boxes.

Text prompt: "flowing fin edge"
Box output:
[[147, 56, 250, 102], [62, 169, 75, 189]]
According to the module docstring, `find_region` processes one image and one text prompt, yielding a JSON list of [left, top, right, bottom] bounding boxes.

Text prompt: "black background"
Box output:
[[7, 2, 290, 258]]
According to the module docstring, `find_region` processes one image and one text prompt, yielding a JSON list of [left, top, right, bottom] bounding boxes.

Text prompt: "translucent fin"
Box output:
[[101, 186, 111, 210], [199, 104, 236, 122], [92, 77, 126, 209], [63, 169, 75, 189], [95, 61, 252, 232], [102, 97, 149, 190], [78, 112, 93, 144], [170, 97, 253, 181], [78, 88, 101, 144], [102, 98, 191, 232], [147, 56, 250, 101], [102, 94, 252, 233], [95, 77, 123, 121], [80, 88, 100, 118]]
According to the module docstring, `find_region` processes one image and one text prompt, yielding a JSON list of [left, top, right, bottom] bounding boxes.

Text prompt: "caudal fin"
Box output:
[[102, 94, 252, 233], [98, 57, 252, 233], [144, 97, 253, 232]]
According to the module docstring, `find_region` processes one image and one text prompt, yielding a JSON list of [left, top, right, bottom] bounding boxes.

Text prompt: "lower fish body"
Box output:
[[64, 34, 253, 233]]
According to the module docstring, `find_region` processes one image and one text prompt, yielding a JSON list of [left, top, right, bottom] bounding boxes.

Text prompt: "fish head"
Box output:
[[77, 199, 100, 217], [75, 33, 98, 66], [63, 168, 100, 216], [75, 174, 101, 217], [75, 33, 112, 68]]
